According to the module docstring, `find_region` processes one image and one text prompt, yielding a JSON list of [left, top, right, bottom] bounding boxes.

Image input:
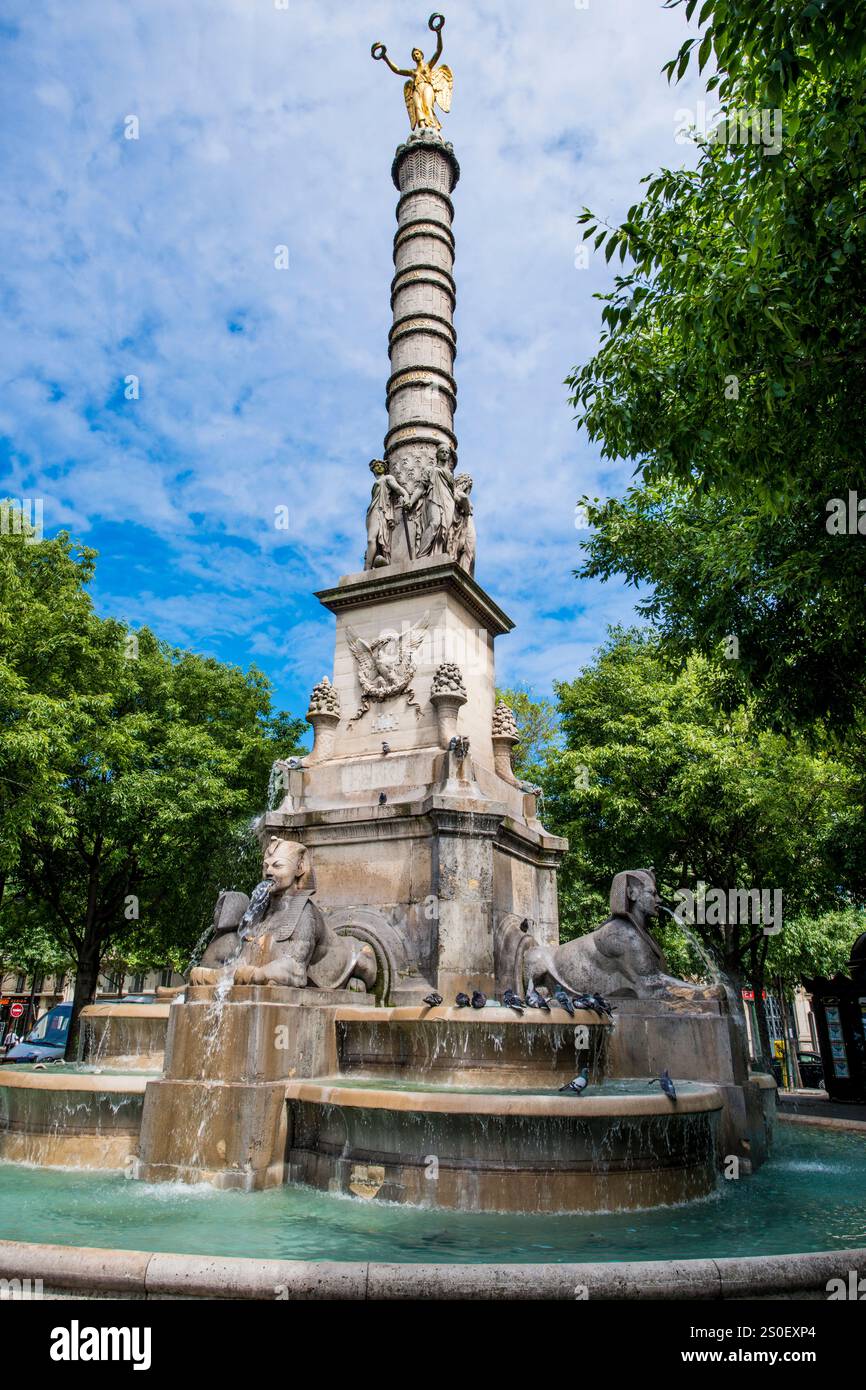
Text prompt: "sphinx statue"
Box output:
[[189, 838, 377, 992], [194, 889, 250, 974], [524, 868, 712, 1000]]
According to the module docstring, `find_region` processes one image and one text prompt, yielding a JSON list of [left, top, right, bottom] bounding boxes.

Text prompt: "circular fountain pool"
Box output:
[[0, 1126, 863, 1263]]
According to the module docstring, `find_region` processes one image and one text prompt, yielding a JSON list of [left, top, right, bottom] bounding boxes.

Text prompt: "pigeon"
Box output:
[[422, 992, 443, 1008], [649, 1069, 678, 1102], [455, 992, 471, 1008], [378, 791, 387, 805], [554, 989, 575, 1017], [382, 741, 391, 755], [525, 979, 551, 1012], [559, 1066, 590, 1096], [471, 989, 487, 1009], [586, 993, 613, 1018], [502, 989, 525, 1015]]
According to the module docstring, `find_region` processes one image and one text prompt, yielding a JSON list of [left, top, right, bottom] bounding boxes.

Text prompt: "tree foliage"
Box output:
[[542, 631, 861, 1004], [567, 0, 866, 726], [0, 528, 306, 1042]]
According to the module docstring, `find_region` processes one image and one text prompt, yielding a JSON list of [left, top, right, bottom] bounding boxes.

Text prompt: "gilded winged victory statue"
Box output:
[[371, 13, 453, 132]]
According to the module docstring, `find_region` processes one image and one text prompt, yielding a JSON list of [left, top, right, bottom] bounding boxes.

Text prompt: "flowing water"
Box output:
[[0, 1127, 862, 1262]]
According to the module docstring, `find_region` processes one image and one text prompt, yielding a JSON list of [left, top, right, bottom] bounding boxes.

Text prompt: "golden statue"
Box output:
[[371, 13, 453, 132]]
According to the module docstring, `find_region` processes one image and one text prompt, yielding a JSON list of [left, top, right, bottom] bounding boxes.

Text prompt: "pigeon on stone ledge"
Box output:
[[559, 1067, 590, 1096], [649, 1068, 678, 1102], [502, 989, 525, 1014], [554, 989, 576, 1017]]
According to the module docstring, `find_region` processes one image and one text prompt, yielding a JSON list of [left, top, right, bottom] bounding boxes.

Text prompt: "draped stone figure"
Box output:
[[365, 459, 408, 569], [417, 443, 457, 558], [449, 472, 476, 575]]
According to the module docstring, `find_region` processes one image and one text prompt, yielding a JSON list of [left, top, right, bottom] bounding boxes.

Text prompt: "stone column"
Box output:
[[386, 131, 461, 489]]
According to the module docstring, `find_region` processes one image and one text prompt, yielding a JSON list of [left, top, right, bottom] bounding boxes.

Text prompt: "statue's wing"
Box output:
[[395, 610, 430, 677], [346, 626, 378, 686], [404, 79, 417, 128], [431, 65, 453, 112]]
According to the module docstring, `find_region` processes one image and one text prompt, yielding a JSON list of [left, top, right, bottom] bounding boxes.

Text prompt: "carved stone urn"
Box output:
[[429, 662, 467, 748], [306, 676, 341, 763], [491, 698, 520, 783]]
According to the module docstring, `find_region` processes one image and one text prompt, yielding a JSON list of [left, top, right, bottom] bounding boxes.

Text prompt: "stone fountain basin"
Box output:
[[0, 1067, 150, 1169], [285, 1076, 721, 1115], [334, 1003, 612, 1090], [284, 1076, 724, 1213], [79, 1001, 171, 1071]]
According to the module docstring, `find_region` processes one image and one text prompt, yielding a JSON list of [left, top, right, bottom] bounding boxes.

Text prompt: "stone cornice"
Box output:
[[315, 558, 515, 637]]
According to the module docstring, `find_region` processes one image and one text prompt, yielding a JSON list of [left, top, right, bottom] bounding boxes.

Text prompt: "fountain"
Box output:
[[0, 13, 780, 1247]]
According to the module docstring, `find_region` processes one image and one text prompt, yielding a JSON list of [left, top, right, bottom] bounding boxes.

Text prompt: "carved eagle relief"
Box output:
[[346, 611, 430, 722]]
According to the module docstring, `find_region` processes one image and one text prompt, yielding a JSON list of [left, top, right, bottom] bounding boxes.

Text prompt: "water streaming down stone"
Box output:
[[0, 1068, 148, 1168], [80, 1003, 171, 1072]]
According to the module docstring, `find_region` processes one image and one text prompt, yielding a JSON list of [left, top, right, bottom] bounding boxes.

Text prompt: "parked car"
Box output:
[[2, 1002, 72, 1063], [770, 1049, 825, 1090], [796, 1050, 825, 1089]]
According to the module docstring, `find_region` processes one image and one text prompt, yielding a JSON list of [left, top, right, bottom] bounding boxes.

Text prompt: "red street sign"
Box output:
[[9, 1003, 24, 1019]]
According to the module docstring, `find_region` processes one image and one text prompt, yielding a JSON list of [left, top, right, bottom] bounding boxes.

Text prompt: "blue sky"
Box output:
[[0, 0, 709, 718]]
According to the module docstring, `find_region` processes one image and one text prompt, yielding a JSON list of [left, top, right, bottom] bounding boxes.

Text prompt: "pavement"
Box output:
[[776, 1088, 866, 1131]]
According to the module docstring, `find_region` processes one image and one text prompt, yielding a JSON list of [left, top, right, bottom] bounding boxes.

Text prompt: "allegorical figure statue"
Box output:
[[365, 458, 408, 569], [449, 471, 476, 575], [190, 838, 377, 991], [524, 869, 709, 1000], [371, 13, 453, 132], [417, 443, 457, 557]]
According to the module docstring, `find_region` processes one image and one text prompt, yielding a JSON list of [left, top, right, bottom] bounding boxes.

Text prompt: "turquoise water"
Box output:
[[313, 1076, 714, 1097], [0, 1127, 864, 1263]]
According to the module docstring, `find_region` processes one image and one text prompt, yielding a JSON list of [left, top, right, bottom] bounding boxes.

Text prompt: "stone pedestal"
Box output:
[[430, 690, 466, 748], [605, 996, 776, 1166], [307, 710, 340, 763], [134, 986, 373, 1189]]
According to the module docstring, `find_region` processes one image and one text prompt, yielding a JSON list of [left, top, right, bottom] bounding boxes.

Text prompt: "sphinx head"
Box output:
[[262, 837, 308, 893], [610, 869, 659, 927]]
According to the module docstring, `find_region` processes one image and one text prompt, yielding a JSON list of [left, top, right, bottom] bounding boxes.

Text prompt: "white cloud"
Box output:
[[0, 0, 708, 709]]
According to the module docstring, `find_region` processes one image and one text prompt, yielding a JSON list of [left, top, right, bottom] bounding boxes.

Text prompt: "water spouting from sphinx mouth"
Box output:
[[656, 903, 724, 987]]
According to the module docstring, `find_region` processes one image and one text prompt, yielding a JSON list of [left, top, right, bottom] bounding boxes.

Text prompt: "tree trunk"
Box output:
[[65, 939, 101, 1061], [753, 974, 774, 1071]]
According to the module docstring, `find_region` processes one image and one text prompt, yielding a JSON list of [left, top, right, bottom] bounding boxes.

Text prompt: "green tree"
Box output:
[[567, 0, 866, 727], [542, 630, 861, 1063], [0, 528, 306, 1049]]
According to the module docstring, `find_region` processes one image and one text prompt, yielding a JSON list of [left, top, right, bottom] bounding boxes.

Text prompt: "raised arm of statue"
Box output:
[[429, 15, 445, 69], [372, 45, 413, 79]]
